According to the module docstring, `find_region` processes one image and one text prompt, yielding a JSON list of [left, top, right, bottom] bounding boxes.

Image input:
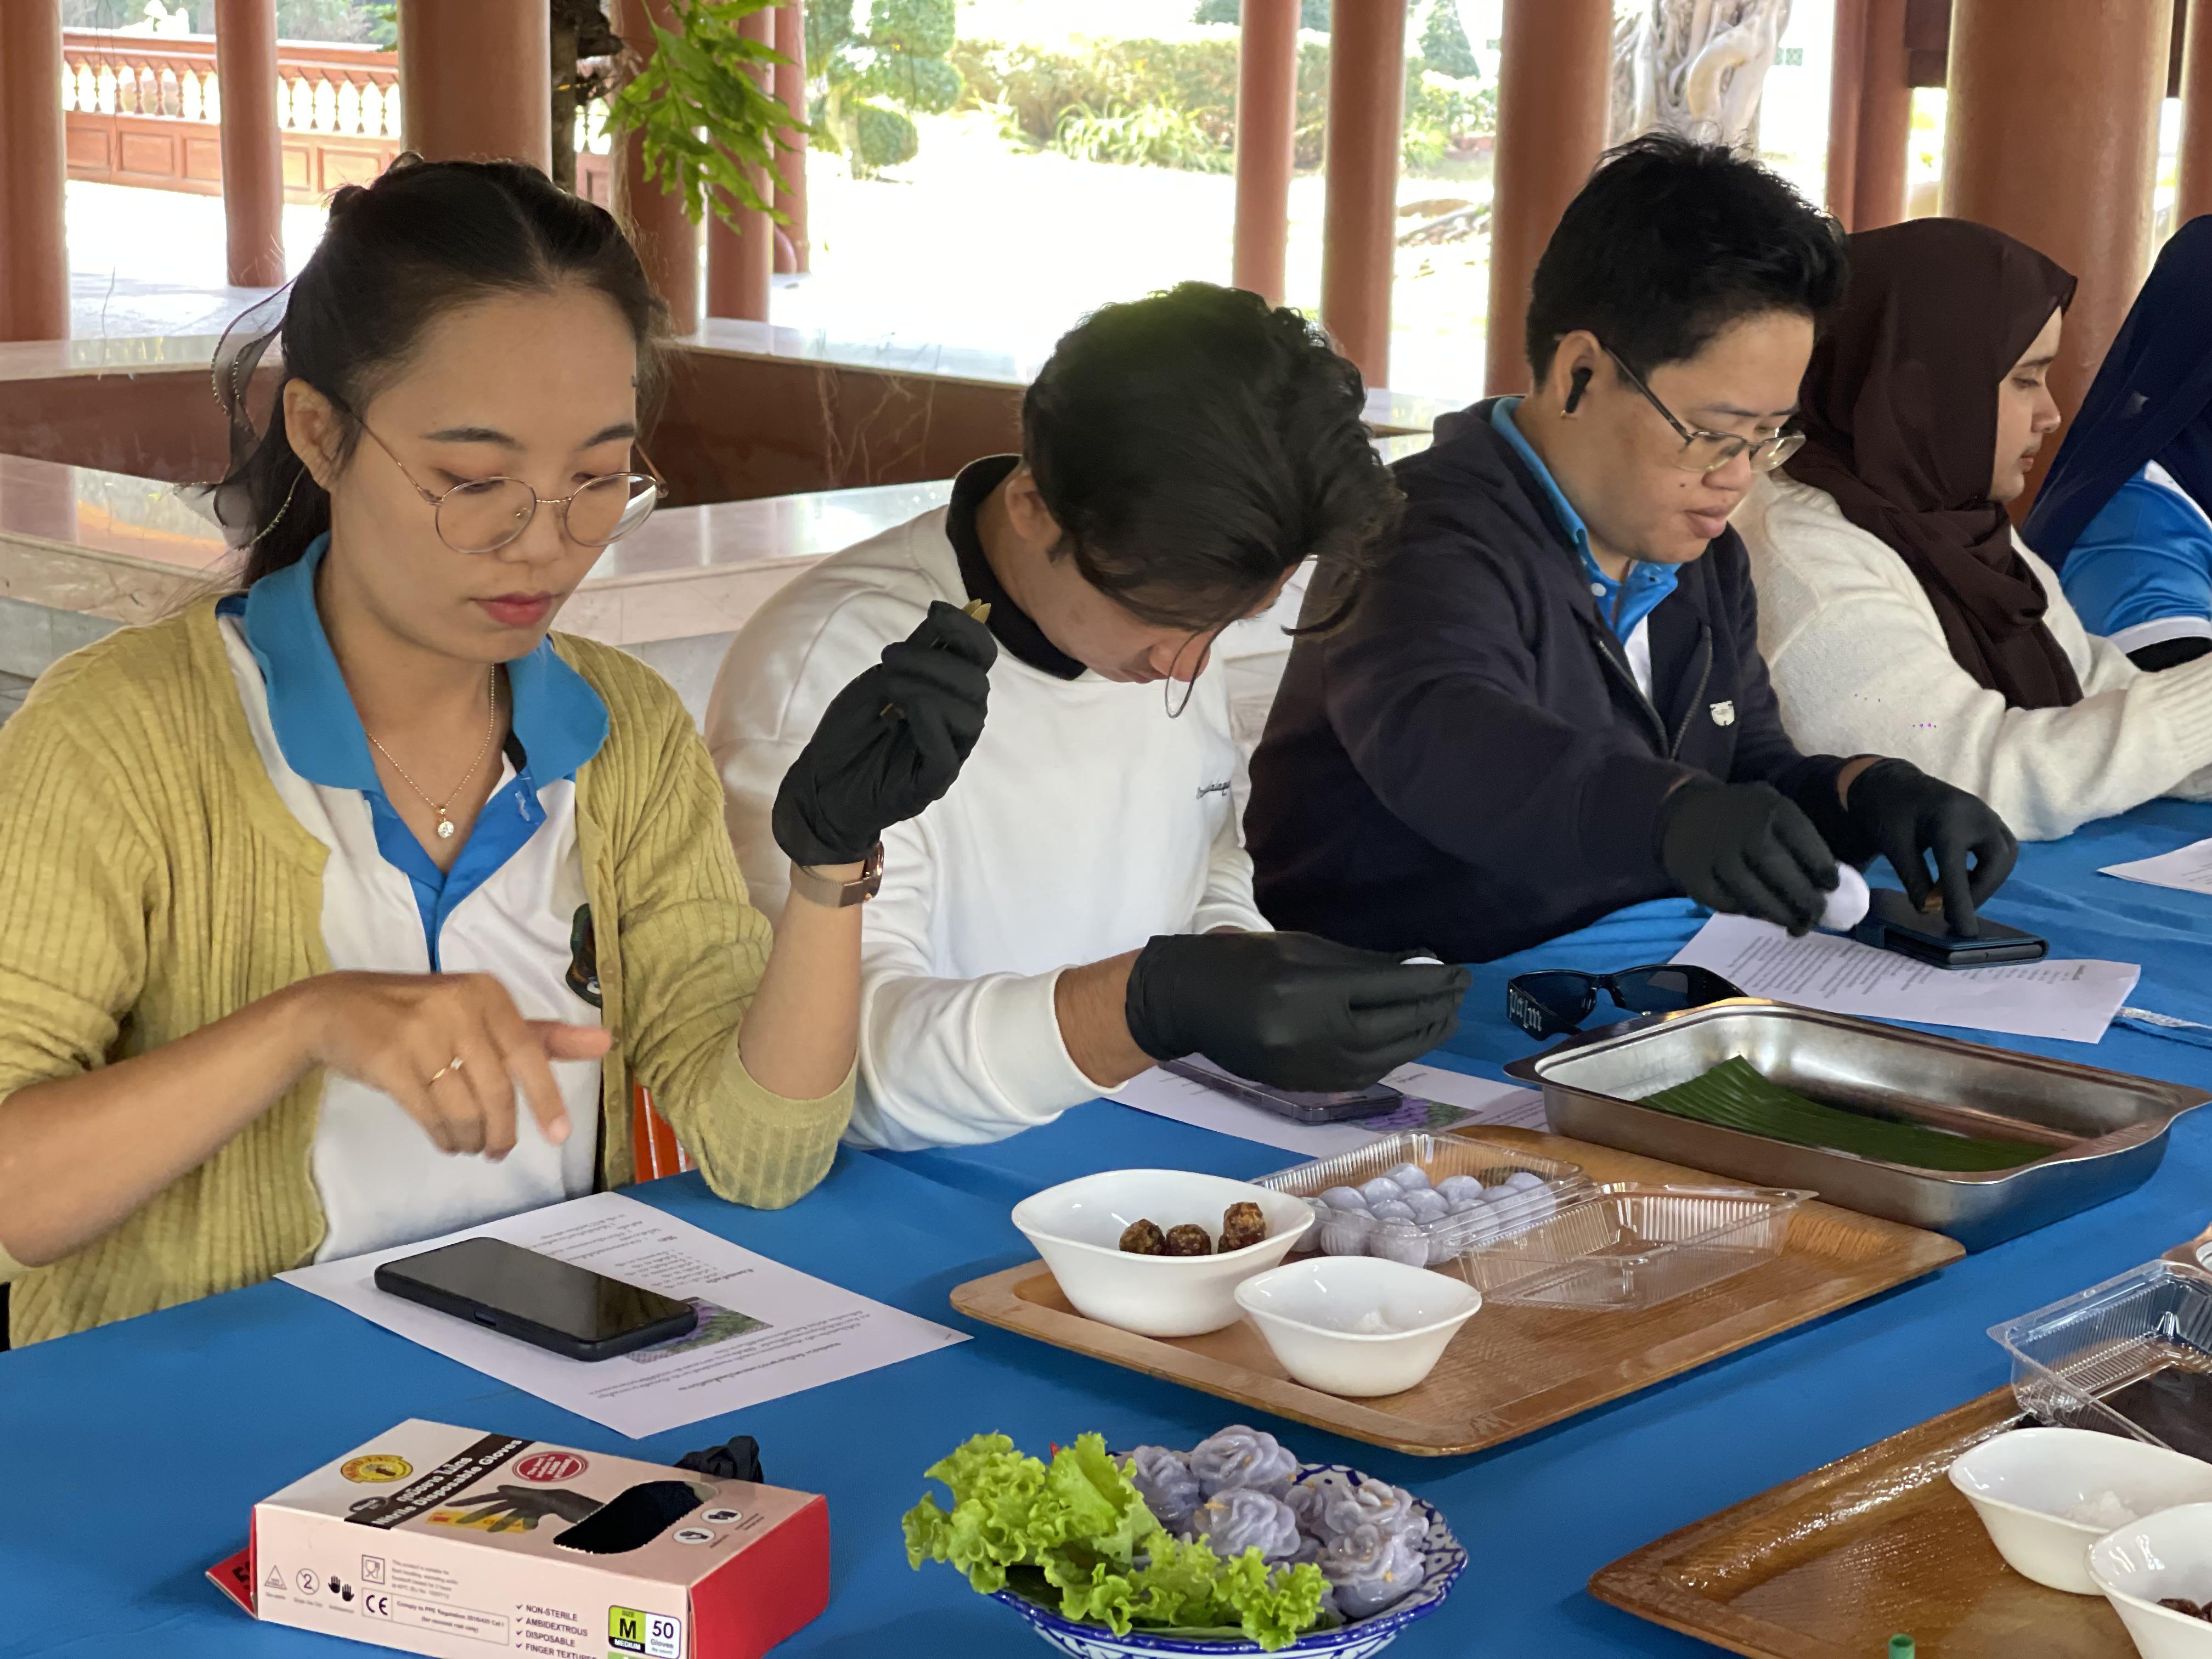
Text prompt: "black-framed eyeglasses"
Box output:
[[1507, 963, 1746, 1040], [358, 420, 669, 554], [1601, 345, 1807, 476]]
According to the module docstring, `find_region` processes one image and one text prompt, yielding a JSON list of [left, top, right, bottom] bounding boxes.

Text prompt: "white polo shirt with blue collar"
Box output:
[[1493, 397, 1679, 696], [216, 535, 611, 1262]]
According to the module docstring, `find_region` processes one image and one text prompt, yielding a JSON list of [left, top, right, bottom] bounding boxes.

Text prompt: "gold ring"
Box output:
[[426, 1055, 466, 1086]]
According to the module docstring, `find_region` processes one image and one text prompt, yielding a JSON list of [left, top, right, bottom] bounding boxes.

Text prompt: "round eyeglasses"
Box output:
[[1601, 345, 1807, 476], [359, 421, 668, 554]]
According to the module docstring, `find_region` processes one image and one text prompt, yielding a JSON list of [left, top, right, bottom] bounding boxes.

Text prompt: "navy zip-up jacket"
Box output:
[[1247, 398, 1860, 963]]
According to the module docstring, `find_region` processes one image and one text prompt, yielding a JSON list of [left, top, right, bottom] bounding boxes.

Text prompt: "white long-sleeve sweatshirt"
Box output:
[[704, 501, 1268, 1152], [1734, 472, 2212, 841]]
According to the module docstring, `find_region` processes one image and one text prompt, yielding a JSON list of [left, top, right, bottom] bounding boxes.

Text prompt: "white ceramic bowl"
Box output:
[[2091, 1502, 2212, 1656], [1012, 1169, 1313, 1338], [1234, 1256, 1481, 1396], [1949, 1427, 2212, 1594]]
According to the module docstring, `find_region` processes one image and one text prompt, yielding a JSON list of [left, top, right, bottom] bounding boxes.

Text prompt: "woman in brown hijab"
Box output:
[[1734, 218, 2212, 840]]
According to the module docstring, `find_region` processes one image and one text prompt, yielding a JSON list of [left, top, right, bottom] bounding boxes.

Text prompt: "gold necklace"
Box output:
[[368, 670, 500, 842]]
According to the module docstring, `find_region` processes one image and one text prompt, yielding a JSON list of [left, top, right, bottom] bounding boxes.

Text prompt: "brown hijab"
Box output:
[[1784, 218, 2083, 709]]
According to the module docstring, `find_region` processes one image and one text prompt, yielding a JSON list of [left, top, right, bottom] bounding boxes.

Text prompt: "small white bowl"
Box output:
[[1012, 1170, 1313, 1338], [1949, 1428, 2212, 1594], [1234, 1256, 1481, 1396], [2090, 1502, 2212, 1656]]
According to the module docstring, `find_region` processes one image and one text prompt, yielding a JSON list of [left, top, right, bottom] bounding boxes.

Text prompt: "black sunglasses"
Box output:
[[1506, 964, 1745, 1040]]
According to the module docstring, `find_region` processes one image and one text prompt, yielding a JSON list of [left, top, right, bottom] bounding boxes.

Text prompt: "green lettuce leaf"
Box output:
[[901, 1433, 1326, 1651]]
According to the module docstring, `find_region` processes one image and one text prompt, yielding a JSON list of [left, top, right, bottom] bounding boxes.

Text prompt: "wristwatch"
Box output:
[[787, 843, 884, 909]]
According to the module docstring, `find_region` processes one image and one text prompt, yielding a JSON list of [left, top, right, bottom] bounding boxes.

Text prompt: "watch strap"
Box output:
[[788, 843, 884, 908]]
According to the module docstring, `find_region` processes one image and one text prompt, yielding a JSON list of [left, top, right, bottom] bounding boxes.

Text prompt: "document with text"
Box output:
[[1672, 915, 2139, 1043], [280, 1192, 967, 1437]]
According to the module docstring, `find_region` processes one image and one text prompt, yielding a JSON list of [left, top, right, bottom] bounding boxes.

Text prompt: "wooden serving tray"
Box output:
[[1589, 1389, 2133, 1657], [949, 1126, 1962, 1457]]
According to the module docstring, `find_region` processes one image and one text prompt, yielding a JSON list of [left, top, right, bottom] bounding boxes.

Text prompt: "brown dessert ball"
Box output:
[[1161, 1224, 1215, 1257], [1220, 1201, 1268, 1252], [1119, 1219, 1166, 1255]]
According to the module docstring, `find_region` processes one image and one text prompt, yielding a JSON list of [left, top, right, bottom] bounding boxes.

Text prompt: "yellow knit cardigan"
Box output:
[[0, 599, 853, 1346]]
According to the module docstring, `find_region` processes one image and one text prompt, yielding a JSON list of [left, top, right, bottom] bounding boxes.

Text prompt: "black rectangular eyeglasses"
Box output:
[[1506, 964, 1745, 1040]]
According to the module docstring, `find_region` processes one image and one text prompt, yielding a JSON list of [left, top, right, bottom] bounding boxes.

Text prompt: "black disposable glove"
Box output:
[[771, 601, 996, 866], [1844, 758, 2017, 936], [442, 1486, 603, 1532], [1658, 778, 1839, 935], [1124, 932, 1471, 1093]]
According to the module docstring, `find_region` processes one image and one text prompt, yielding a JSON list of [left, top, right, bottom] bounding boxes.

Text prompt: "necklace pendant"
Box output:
[[436, 814, 456, 840]]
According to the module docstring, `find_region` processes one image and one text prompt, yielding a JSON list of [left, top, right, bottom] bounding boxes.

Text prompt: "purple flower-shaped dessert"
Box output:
[[1187, 1487, 1301, 1563], [1318, 1521, 1427, 1620], [1284, 1470, 1354, 1539], [1127, 1444, 1203, 1533], [1188, 1424, 1299, 1499], [1317, 1474, 1418, 1544]]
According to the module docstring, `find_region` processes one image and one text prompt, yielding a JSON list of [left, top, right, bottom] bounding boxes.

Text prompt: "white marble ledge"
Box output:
[[0, 334, 231, 383], [675, 317, 1451, 433]]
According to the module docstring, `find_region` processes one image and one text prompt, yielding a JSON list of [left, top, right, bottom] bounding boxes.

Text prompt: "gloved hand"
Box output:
[[1124, 932, 1471, 1092], [1844, 758, 2017, 936], [441, 1486, 603, 1532], [772, 601, 996, 867], [1658, 778, 1839, 935]]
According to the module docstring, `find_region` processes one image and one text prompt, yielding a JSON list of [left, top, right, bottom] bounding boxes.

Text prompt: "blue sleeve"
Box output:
[[2056, 475, 2212, 639]]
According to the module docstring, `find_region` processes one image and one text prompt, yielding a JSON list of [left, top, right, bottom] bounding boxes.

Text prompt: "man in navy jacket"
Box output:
[[1248, 136, 2016, 963]]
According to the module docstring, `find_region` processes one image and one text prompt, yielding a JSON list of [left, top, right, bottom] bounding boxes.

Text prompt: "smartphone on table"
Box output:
[[1161, 1054, 1406, 1125], [1848, 888, 2049, 969], [374, 1237, 698, 1362]]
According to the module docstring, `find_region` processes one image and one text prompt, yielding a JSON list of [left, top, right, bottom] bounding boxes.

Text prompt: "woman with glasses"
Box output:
[[0, 158, 990, 1345], [1735, 218, 2212, 842]]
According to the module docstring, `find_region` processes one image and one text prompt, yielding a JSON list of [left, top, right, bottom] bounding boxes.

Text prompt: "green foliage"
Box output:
[[1190, 0, 1331, 28], [602, 0, 791, 227], [953, 26, 1490, 176], [1052, 103, 1232, 173], [810, 0, 959, 176], [854, 103, 919, 168], [1419, 0, 1479, 80]]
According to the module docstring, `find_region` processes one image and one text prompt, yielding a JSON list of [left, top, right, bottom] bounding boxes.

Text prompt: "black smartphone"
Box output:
[[374, 1237, 698, 1362], [1848, 887, 2049, 969], [1161, 1054, 1406, 1125]]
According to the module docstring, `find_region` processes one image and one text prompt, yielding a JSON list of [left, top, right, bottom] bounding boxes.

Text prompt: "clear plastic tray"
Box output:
[[1254, 1132, 1594, 1268], [1990, 1259, 2212, 1449], [1450, 1182, 1810, 1311]]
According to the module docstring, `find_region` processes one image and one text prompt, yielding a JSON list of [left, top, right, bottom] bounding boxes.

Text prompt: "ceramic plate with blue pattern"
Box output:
[[987, 1462, 1465, 1658]]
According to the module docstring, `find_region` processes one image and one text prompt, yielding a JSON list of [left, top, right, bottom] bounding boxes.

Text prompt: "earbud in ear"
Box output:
[[1564, 366, 1593, 415]]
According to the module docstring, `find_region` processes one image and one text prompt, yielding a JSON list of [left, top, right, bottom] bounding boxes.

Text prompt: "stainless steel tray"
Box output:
[[1503, 999, 2209, 1251]]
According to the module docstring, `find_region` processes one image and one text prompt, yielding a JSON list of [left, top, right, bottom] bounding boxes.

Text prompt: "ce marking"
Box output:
[[363, 1592, 392, 1618]]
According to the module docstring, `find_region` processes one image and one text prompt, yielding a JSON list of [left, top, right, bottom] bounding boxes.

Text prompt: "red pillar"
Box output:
[[1945, 0, 2172, 508], [2180, 0, 2212, 227], [612, 0, 699, 334], [1319, 0, 1407, 389], [1233, 0, 1300, 304], [398, 0, 553, 172], [774, 0, 810, 274], [0, 0, 69, 342], [1852, 0, 1912, 231], [1482, 0, 1611, 398], [1825, 0, 1865, 226], [706, 3, 776, 320], [214, 0, 284, 287]]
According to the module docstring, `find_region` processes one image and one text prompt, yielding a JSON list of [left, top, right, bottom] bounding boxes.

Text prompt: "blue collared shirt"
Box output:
[[1491, 397, 1679, 644], [218, 534, 609, 967]]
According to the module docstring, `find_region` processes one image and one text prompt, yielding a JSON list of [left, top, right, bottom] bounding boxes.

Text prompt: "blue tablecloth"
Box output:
[[8, 803, 2212, 1658]]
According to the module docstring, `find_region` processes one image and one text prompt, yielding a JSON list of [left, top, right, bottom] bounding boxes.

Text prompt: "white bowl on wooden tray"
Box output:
[[1949, 1426, 2212, 1593], [1235, 1257, 1480, 1397], [1012, 1170, 1313, 1338], [2090, 1501, 2212, 1656]]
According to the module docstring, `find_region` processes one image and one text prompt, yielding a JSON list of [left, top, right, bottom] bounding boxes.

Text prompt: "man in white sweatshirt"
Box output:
[[707, 284, 1470, 1151]]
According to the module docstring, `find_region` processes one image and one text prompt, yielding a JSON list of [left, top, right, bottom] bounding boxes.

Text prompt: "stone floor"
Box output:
[[0, 670, 32, 727]]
